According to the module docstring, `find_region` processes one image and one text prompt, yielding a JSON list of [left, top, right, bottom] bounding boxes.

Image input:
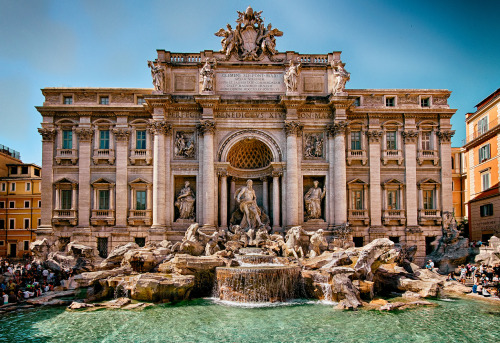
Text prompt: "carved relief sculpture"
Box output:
[[175, 181, 196, 221], [147, 60, 165, 92], [304, 180, 326, 221], [174, 131, 195, 158], [332, 60, 350, 95], [215, 7, 282, 61], [304, 133, 324, 158], [284, 60, 301, 93], [200, 58, 216, 92]]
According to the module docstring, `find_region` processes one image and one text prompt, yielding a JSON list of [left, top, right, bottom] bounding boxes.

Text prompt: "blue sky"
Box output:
[[1, 0, 499, 165]]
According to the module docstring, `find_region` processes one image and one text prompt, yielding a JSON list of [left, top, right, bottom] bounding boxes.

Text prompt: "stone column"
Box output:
[[71, 183, 77, 210], [38, 128, 55, 231], [403, 130, 419, 227], [261, 176, 269, 215], [164, 129, 172, 227], [327, 131, 335, 225], [284, 121, 303, 227], [437, 130, 455, 213], [331, 122, 348, 225], [219, 170, 228, 229], [113, 127, 130, 227], [229, 177, 236, 215], [272, 170, 282, 230], [75, 126, 93, 227], [366, 129, 383, 227], [198, 120, 216, 228]]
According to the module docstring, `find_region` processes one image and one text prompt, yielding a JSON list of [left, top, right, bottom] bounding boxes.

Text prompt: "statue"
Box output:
[[204, 231, 221, 256], [147, 60, 164, 92], [235, 179, 264, 230], [284, 60, 301, 93], [283, 226, 306, 259], [260, 23, 283, 55], [307, 229, 328, 258], [200, 58, 216, 92], [175, 181, 195, 220], [173, 223, 211, 256], [304, 180, 326, 220], [215, 24, 240, 58], [332, 60, 350, 94]]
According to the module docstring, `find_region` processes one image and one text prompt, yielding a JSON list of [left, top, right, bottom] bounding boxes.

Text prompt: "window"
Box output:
[[353, 97, 360, 107], [0, 220, 4, 229], [0, 241, 4, 246], [0, 202, 4, 208], [10, 166, 17, 174], [136, 130, 147, 150], [421, 97, 430, 107], [34, 168, 40, 176], [24, 218, 30, 229], [9, 201, 15, 208], [137, 97, 145, 105], [1, 183, 5, 192], [481, 171, 490, 191], [423, 190, 434, 209], [350, 131, 361, 150], [24, 241, 29, 251], [480, 203, 493, 217], [9, 219, 15, 229], [97, 237, 108, 258], [38, 200, 41, 208], [135, 237, 146, 247], [386, 131, 397, 150], [99, 190, 110, 210], [100, 96, 109, 105], [63, 96, 73, 105], [385, 97, 395, 107], [24, 201, 30, 208], [477, 116, 489, 135], [99, 130, 110, 149], [136, 190, 147, 210], [353, 237, 364, 247], [387, 190, 399, 210], [11, 183, 15, 191], [478, 144, 491, 163], [421, 132, 431, 150], [37, 218, 41, 227], [61, 189, 72, 209], [389, 236, 400, 244], [26, 182, 31, 191], [21, 166, 28, 174], [62, 130, 73, 149], [352, 190, 363, 210]]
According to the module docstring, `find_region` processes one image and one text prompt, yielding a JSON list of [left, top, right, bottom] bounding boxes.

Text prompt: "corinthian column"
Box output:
[[330, 122, 348, 224], [366, 129, 383, 227], [437, 130, 455, 213], [38, 127, 56, 231], [113, 127, 130, 227], [75, 126, 93, 228], [402, 129, 419, 227], [284, 121, 303, 227], [272, 170, 282, 230], [219, 170, 228, 229], [198, 120, 216, 228]]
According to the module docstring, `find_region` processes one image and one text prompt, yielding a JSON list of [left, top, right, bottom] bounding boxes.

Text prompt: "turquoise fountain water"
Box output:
[[1, 298, 499, 342]]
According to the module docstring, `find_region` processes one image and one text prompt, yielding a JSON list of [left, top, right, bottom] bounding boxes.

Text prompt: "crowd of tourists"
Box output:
[[444, 262, 500, 298], [0, 257, 74, 305]]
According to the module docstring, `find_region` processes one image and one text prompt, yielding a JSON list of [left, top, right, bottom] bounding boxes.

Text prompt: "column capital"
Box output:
[[402, 130, 418, 144], [271, 170, 283, 178], [284, 120, 303, 137], [436, 130, 455, 143], [197, 119, 216, 135], [327, 121, 348, 137], [260, 176, 269, 182], [148, 120, 172, 135], [75, 128, 94, 141], [217, 169, 228, 178], [38, 128, 56, 142], [112, 128, 131, 141], [365, 129, 383, 143]]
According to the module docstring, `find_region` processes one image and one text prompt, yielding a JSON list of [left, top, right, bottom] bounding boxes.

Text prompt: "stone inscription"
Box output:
[[215, 111, 285, 119], [299, 112, 332, 119], [217, 73, 284, 93]]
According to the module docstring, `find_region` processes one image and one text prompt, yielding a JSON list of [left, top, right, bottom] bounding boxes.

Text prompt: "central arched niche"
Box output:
[[227, 138, 272, 169]]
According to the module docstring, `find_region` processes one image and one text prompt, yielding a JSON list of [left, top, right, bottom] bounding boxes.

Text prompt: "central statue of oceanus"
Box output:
[[215, 6, 283, 61]]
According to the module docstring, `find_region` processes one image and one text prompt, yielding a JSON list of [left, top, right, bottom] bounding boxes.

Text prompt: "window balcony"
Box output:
[[128, 209, 152, 225], [55, 149, 78, 165], [418, 209, 441, 225], [382, 149, 404, 165], [382, 209, 406, 225], [92, 149, 115, 165], [129, 149, 152, 165], [417, 150, 439, 166], [91, 209, 115, 225], [348, 209, 369, 225], [346, 149, 368, 165], [52, 209, 77, 226]]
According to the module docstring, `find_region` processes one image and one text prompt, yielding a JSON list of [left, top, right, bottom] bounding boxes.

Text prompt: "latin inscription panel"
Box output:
[[217, 73, 284, 93]]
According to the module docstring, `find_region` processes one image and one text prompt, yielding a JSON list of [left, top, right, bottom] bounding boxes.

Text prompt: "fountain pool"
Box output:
[[1, 298, 499, 342]]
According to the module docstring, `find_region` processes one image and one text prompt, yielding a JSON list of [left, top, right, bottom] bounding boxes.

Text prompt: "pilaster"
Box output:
[[366, 129, 383, 227], [38, 127, 56, 232], [284, 120, 303, 227], [437, 130, 455, 213], [328, 121, 348, 225], [113, 126, 130, 227], [402, 128, 419, 226], [75, 125, 93, 228]]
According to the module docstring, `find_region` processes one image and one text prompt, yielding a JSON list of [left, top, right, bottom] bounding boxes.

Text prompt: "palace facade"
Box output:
[[36, 8, 456, 264]]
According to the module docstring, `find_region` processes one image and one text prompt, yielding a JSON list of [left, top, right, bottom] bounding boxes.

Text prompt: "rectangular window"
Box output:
[[421, 97, 430, 107], [386, 131, 397, 150], [0, 202, 4, 208], [63, 96, 73, 105], [99, 130, 110, 149], [11, 183, 15, 191], [0, 241, 4, 246], [26, 182, 31, 191], [477, 116, 489, 135], [353, 237, 364, 247], [423, 190, 434, 209], [99, 96, 109, 105], [10, 166, 17, 174], [62, 130, 73, 149], [136, 130, 147, 150], [480, 203, 493, 217], [478, 144, 491, 163], [0, 220, 4, 229], [61, 190, 72, 210], [351, 131, 361, 150], [136, 190, 147, 210], [387, 190, 399, 210], [21, 166, 28, 174], [24, 218, 30, 229], [9, 201, 15, 208], [389, 236, 400, 244], [481, 171, 490, 191], [34, 168, 40, 176], [99, 190, 110, 210], [354, 97, 360, 107], [1, 183, 5, 192], [421, 132, 431, 150], [9, 219, 15, 229], [352, 190, 363, 210], [24, 241, 29, 251], [385, 97, 395, 107], [135, 237, 146, 247], [24, 201, 30, 208], [137, 97, 145, 105], [97, 237, 108, 258], [38, 200, 41, 208]]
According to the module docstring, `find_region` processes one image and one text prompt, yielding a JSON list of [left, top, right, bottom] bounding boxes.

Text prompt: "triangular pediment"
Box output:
[[418, 178, 440, 185], [383, 178, 403, 185], [129, 177, 151, 185], [347, 178, 367, 185], [91, 177, 114, 185], [54, 177, 78, 184]]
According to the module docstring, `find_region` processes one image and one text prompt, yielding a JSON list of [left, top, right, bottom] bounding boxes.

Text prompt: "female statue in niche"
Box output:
[[304, 180, 326, 220], [175, 181, 196, 220]]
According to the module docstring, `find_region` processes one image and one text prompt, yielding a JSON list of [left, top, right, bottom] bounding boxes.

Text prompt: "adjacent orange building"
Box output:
[[0, 146, 42, 257], [462, 88, 500, 242]]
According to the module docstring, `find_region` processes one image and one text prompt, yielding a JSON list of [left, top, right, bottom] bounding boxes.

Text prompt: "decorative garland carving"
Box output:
[[284, 121, 303, 137], [148, 120, 172, 135], [326, 121, 348, 137], [75, 128, 94, 141], [38, 128, 56, 142], [197, 120, 216, 135], [402, 130, 418, 144], [365, 130, 383, 143], [436, 130, 454, 143], [112, 128, 131, 141]]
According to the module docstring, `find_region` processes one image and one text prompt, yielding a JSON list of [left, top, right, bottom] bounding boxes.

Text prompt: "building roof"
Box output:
[[475, 88, 500, 111]]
